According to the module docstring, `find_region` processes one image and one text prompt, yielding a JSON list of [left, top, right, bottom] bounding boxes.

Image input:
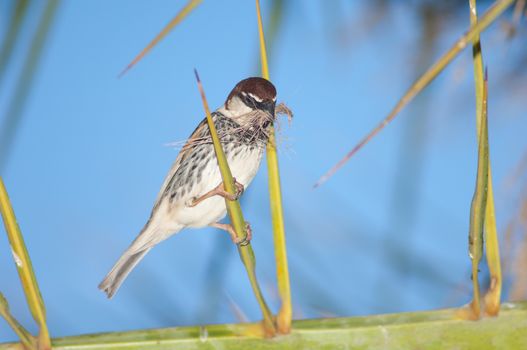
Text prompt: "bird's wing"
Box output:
[[153, 117, 210, 206]]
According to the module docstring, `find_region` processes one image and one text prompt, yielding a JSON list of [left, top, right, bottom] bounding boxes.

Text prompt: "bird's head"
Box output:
[[223, 77, 277, 130]]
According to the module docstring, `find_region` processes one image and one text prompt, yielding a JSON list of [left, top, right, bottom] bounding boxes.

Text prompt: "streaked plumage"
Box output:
[[99, 77, 277, 298]]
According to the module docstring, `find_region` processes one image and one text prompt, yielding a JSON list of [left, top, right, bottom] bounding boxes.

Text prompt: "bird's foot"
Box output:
[[187, 178, 244, 207], [210, 222, 252, 246], [232, 178, 245, 199]]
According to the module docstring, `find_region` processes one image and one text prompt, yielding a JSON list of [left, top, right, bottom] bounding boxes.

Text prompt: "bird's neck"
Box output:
[[218, 96, 253, 119]]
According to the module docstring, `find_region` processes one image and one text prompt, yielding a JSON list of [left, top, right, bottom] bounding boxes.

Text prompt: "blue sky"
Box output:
[[1, 0, 526, 341]]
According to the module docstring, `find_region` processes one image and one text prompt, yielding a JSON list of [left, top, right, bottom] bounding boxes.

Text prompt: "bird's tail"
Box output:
[[99, 221, 178, 298], [98, 246, 152, 298]]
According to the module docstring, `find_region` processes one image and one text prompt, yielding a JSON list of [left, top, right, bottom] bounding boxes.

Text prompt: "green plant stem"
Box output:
[[483, 174, 501, 316], [469, 0, 502, 317], [314, 0, 516, 188], [194, 71, 275, 336], [0, 0, 29, 83], [469, 0, 485, 120], [255, 0, 292, 334], [468, 78, 489, 319], [118, 0, 202, 77], [0, 179, 50, 349], [468, 0, 484, 319], [0, 0, 60, 173], [2, 302, 526, 349], [0, 292, 35, 350]]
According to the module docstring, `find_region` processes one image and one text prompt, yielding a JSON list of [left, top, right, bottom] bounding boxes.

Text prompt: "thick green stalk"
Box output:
[[194, 71, 275, 336], [2, 302, 526, 349], [255, 0, 292, 334], [0, 179, 50, 349]]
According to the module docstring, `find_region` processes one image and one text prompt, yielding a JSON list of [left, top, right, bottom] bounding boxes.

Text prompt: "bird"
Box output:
[[99, 77, 277, 298]]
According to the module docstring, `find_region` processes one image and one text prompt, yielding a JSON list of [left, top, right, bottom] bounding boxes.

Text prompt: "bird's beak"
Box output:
[[264, 101, 275, 119]]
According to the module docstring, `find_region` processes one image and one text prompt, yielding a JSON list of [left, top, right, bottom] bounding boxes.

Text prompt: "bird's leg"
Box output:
[[210, 222, 252, 246], [187, 178, 244, 207]]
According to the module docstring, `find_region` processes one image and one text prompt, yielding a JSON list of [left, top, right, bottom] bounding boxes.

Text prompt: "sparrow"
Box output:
[[99, 77, 277, 298]]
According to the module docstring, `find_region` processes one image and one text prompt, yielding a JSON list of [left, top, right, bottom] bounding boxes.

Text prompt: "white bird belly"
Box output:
[[173, 145, 264, 228]]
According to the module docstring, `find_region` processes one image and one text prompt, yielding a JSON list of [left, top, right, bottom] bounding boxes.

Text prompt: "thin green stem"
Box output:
[[0, 292, 35, 349], [314, 0, 516, 188], [194, 71, 276, 336], [469, 0, 502, 317], [467, 78, 489, 319], [0, 179, 50, 349], [0, 0, 29, 83], [118, 0, 203, 77], [255, 0, 292, 334], [0, 0, 61, 174]]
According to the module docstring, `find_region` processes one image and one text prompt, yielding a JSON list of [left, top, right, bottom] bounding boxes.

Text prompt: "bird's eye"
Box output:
[[240, 93, 253, 106]]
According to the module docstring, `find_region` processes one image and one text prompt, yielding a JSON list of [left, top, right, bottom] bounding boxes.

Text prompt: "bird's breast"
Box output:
[[224, 142, 265, 186], [169, 143, 264, 228]]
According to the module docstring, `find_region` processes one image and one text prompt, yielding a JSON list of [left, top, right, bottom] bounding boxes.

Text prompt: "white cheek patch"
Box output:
[[224, 96, 253, 116]]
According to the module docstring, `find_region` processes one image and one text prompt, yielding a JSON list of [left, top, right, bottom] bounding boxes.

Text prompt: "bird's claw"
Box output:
[[227, 222, 252, 246], [236, 222, 252, 246], [228, 178, 245, 201], [186, 178, 244, 207], [210, 222, 252, 245]]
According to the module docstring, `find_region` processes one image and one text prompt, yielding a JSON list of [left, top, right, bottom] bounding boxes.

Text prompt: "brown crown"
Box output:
[[226, 77, 276, 106]]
